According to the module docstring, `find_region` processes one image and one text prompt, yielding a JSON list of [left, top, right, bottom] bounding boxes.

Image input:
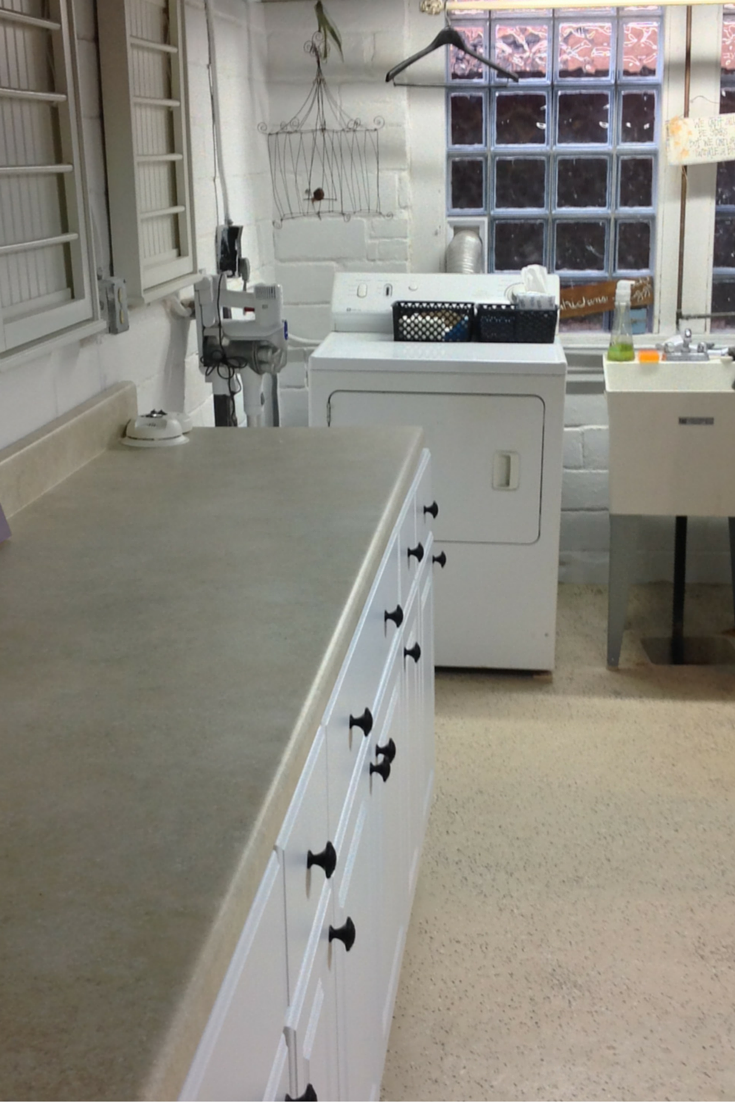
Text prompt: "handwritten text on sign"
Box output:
[[666, 114, 735, 166], [560, 278, 653, 319]]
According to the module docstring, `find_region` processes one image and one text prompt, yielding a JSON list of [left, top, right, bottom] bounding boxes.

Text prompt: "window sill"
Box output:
[[0, 320, 108, 375]]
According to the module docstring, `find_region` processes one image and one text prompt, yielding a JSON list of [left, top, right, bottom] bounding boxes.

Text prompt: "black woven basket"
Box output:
[[393, 301, 473, 342], [475, 303, 558, 344]]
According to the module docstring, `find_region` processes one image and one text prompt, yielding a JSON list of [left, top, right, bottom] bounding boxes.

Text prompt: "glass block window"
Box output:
[[712, 8, 735, 329], [447, 7, 661, 331]]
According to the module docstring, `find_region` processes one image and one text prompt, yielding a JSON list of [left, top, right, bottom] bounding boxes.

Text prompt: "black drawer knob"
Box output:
[[375, 737, 396, 763], [384, 604, 404, 628], [432, 551, 447, 569], [407, 542, 425, 564], [307, 841, 337, 879], [370, 757, 391, 782], [423, 501, 439, 519], [349, 707, 373, 737], [329, 916, 356, 951], [286, 1085, 318, 1101], [404, 642, 421, 663]]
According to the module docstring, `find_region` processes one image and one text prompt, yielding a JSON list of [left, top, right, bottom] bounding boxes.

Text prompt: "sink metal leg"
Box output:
[[608, 514, 639, 667], [671, 516, 688, 665], [729, 517, 735, 625]]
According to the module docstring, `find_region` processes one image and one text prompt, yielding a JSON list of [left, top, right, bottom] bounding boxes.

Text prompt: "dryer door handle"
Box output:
[[492, 451, 520, 491]]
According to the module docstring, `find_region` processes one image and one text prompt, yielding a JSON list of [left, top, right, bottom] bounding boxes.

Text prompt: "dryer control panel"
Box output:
[[331, 273, 516, 333]]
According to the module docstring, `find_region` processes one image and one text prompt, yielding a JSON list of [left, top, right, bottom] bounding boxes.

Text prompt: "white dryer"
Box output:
[[308, 273, 567, 671]]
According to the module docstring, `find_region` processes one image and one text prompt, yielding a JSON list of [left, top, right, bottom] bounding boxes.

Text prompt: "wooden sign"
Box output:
[[560, 277, 654, 319], [666, 114, 735, 166]]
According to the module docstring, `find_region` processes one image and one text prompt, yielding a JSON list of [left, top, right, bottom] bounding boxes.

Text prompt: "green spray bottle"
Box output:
[[608, 280, 635, 362]]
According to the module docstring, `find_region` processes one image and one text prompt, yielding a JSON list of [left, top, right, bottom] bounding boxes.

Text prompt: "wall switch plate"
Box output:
[[99, 276, 130, 334]]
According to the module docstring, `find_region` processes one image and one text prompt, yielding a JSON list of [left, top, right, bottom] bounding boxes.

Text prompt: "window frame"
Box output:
[[446, 5, 732, 348]]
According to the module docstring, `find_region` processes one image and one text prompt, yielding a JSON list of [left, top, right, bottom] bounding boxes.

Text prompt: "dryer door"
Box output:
[[327, 391, 544, 545]]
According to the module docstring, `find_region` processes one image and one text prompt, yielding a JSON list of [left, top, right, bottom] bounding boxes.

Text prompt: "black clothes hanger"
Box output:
[[385, 26, 519, 84]]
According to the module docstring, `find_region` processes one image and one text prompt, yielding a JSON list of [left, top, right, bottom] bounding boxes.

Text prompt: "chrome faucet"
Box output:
[[660, 328, 710, 362]]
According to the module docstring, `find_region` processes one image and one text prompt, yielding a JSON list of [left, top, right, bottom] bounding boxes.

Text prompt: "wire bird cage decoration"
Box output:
[[259, 35, 386, 225]]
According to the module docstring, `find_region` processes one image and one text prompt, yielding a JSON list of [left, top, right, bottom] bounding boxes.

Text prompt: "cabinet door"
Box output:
[[180, 853, 288, 1102], [285, 883, 340, 1102]]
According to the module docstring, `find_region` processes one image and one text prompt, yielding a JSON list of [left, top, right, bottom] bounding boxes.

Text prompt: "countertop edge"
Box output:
[[141, 428, 425, 1102]]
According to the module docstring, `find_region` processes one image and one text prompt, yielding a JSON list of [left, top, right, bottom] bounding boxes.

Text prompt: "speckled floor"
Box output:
[[382, 584, 735, 1102]]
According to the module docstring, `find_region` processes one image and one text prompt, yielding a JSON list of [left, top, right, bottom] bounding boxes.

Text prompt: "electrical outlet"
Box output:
[[99, 276, 129, 334]]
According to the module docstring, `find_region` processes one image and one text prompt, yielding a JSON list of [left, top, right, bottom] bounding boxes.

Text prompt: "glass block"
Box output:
[[711, 279, 735, 330], [495, 158, 546, 209], [450, 25, 486, 81], [722, 19, 735, 75], [619, 157, 653, 207], [495, 93, 547, 145], [622, 20, 659, 78], [721, 89, 735, 114], [450, 158, 485, 210], [617, 221, 651, 270], [557, 92, 610, 144], [450, 94, 485, 146], [558, 22, 612, 79], [555, 220, 607, 271], [714, 216, 735, 267], [494, 220, 545, 270], [494, 23, 548, 80], [556, 157, 608, 208], [620, 91, 656, 143], [717, 161, 735, 207]]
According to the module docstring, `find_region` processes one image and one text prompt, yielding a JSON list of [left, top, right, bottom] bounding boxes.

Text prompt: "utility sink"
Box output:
[[604, 357, 735, 516]]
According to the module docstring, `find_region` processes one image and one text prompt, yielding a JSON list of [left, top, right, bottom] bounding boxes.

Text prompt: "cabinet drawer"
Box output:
[[275, 728, 330, 1001], [323, 536, 399, 843], [181, 853, 288, 1102]]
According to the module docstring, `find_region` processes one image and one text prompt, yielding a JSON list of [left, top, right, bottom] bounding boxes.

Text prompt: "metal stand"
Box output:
[[671, 516, 688, 664], [213, 394, 237, 427], [607, 514, 639, 667]]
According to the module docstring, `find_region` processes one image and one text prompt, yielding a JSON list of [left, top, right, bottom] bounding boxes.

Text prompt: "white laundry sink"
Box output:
[[604, 357, 735, 516]]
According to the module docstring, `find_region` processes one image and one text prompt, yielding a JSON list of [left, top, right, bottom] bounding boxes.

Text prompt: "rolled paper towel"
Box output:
[[0, 501, 10, 543]]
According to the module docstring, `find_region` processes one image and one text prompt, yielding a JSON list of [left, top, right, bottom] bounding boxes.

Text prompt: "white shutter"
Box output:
[[97, 0, 197, 303], [0, 0, 95, 355]]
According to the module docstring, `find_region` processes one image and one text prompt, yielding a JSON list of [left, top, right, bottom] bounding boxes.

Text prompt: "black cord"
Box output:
[[199, 275, 248, 426]]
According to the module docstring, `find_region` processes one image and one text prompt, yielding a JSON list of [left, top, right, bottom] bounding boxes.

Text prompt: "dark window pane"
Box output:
[[557, 157, 608, 208], [451, 159, 485, 209], [621, 92, 655, 143], [495, 158, 546, 208], [451, 26, 486, 80], [555, 221, 606, 270], [495, 23, 548, 80], [711, 279, 735, 329], [450, 94, 484, 145], [494, 220, 545, 269], [721, 89, 735, 114], [714, 216, 735, 267], [558, 92, 610, 143], [496, 93, 547, 144], [618, 221, 651, 270], [619, 158, 653, 207], [558, 22, 611, 79], [622, 20, 659, 77], [717, 161, 735, 206]]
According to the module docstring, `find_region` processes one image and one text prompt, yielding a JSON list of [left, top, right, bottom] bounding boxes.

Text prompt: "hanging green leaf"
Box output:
[[315, 1, 343, 61]]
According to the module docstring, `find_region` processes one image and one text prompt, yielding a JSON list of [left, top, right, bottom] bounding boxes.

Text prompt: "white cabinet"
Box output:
[[181, 450, 435, 1102]]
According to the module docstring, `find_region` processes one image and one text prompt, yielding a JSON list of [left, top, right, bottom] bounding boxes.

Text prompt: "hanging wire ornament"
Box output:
[[259, 35, 387, 226]]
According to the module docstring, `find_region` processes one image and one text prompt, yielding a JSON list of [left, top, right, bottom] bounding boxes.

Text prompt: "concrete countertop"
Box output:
[[0, 425, 424, 1102]]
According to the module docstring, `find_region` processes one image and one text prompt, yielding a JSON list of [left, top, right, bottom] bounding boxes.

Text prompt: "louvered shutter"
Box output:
[[97, 0, 197, 303], [0, 0, 95, 354]]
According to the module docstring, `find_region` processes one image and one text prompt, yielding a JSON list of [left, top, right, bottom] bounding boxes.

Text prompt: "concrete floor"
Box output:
[[382, 584, 735, 1102]]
